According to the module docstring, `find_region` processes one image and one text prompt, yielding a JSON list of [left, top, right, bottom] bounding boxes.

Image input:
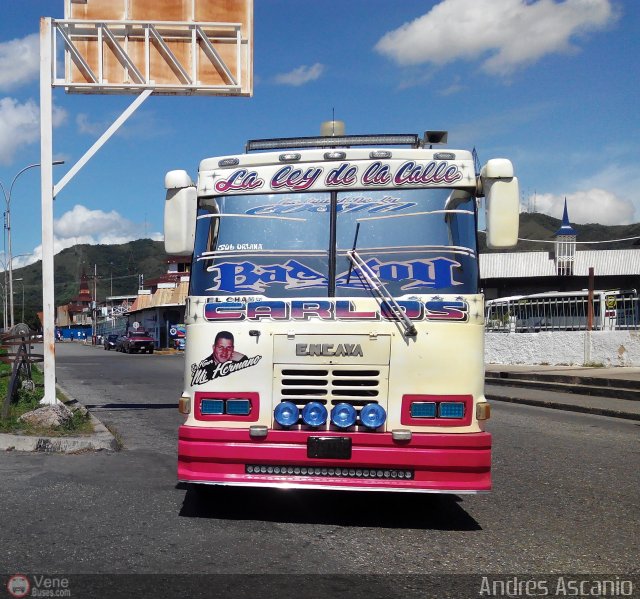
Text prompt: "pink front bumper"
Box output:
[[178, 426, 491, 492]]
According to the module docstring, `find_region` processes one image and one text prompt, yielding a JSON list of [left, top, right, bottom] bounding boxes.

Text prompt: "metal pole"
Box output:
[[40, 17, 56, 405], [2, 207, 7, 330], [587, 267, 595, 331], [7, 203, 13, 328]]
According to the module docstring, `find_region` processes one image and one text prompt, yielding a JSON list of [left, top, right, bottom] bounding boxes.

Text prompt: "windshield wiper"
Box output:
[[346, 247, 418, 338]]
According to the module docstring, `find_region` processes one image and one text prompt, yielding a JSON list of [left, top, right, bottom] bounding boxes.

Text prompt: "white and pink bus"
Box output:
[[164, 127, 519, 492]]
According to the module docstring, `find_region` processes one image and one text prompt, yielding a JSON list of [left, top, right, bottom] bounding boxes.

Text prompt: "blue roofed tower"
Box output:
[[554, 199, 577, 276]]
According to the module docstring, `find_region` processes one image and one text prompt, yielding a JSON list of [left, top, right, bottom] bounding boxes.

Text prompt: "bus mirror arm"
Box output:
[[347, 249, 418, 339]]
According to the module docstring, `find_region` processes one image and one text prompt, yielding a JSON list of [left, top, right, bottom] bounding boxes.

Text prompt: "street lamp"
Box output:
[[0, 160, 64, 329], [0, 253, 28, 330]]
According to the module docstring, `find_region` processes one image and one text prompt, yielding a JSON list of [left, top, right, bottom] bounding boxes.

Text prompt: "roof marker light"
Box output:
[[434, 152, 456, 160], [370, 150, 392, 159], [324, 151, 346, 160], [279, 153, 301, 162], [218, 158, 239, 167]]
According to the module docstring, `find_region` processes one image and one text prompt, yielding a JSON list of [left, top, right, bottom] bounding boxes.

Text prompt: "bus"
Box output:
[[164, 127, 519, 492]]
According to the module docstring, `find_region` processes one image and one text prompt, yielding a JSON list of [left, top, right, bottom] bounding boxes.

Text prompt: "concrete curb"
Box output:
[[0, 383, 119, 453], [485, 391, 640, 421]]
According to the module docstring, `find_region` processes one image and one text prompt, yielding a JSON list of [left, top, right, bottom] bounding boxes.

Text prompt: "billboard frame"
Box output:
[[55, 18, 252, 96]]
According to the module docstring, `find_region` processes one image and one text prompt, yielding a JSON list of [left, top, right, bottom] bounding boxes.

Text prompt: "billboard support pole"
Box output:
[[54, 88, 153, 197], [40, 17, 56, 405]]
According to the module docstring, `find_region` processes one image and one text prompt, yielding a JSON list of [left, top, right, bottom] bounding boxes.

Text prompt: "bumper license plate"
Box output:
[[307, 436, 352, 459]]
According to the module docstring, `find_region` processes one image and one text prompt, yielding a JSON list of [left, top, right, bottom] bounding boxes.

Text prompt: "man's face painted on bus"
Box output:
[[213, 338, 234, 363]]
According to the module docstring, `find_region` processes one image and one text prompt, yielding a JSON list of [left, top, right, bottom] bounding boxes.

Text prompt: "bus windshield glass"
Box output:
[[190, 188, 478, 297]]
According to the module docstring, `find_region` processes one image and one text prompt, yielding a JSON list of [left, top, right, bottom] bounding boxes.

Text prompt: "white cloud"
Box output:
[[375, 0, 617, 75], [13, 204, 162, 268], [0, 98, 67, 165], [274, 63, 325, 86], [528, 189, 635, 226], [0, 33, 39, 91]]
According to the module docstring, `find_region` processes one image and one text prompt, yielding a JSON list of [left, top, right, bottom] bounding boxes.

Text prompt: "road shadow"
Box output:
[[178, 483, 482, 531]]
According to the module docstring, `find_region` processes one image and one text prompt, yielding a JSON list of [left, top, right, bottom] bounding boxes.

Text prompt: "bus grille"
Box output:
[[273, 366, 389, 430]]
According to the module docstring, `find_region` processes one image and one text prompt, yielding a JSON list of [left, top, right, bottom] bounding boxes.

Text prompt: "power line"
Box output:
[[516, 235, 640, 245]]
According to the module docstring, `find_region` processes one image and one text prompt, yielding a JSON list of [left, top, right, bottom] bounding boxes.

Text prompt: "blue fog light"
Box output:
[[226, 399, 251, 416], [200, 399, 224, 415], [410, 402, 437, 418], [359, 403, 386, 429], [274, 401, 299, 427], [302, 402, 328, 427], [330, 403, 357, 428], [438, 402, 465, 419]]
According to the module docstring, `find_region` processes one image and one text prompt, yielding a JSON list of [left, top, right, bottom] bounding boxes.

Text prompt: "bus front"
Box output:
[[167, 132, 519, 492]]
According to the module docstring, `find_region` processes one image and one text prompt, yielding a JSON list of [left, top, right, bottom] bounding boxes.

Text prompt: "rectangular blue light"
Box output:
[[226, 399, 251, 416], [438, 402, 465, 419], [410, 402, 437, 418], [200, 399, 224, 415]]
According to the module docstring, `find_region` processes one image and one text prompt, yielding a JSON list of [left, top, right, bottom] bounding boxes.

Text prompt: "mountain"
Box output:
[[9, 213, 640, 328], [480, 212, 640, 253], [8, 239, 169, 329]]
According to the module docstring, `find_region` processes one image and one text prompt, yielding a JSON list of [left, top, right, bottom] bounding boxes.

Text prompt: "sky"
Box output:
[[0, 0, 638, 272]]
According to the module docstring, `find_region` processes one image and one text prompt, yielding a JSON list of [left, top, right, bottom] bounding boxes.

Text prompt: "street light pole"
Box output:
[[0, 160, 64, 329]]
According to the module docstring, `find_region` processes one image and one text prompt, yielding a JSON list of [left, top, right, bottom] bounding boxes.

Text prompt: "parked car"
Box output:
[[103, 334, 119, 350], [118, 330, 155, 354]]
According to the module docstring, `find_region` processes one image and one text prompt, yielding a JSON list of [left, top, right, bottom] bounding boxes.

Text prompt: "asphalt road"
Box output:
[[0, 342, 638, 597]]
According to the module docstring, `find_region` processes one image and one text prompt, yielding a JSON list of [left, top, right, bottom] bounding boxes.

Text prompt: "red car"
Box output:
[[118, 330, 155, 354]]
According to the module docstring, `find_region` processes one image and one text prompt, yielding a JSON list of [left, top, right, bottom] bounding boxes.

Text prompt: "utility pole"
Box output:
[[93, 264, 97, 344]]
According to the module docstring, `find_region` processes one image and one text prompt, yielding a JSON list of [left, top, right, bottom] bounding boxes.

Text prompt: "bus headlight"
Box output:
[[330, 403, 357, 428], [359, 403, 386, 429], [301, 402, 328, 427], [274, 401, 299, 427]]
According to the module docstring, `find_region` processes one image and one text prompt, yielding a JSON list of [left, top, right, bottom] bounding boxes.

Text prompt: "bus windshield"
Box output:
[[190, 188, 478, 297]]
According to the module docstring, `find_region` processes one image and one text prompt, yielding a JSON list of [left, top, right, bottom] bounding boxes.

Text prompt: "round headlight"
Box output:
[[330, 402, 357, 428], [301, 401, 328, 427], [274, 401, 299, 427], [359, 403, 386, 429]]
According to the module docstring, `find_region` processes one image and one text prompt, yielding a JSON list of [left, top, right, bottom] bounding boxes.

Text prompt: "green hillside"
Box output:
[[7, 239, 168, 329], [7, 212, 640, 329], [480, 212, 640, 253]]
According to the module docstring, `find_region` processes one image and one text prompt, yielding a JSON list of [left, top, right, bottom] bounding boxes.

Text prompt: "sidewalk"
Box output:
[[485, 364, 640, 420]]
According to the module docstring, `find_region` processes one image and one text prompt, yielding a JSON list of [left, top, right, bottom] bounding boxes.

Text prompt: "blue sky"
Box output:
[[0, 0, 638, 269]]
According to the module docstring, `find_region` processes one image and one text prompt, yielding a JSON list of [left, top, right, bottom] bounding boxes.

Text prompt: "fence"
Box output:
[[485, 290, 639, 333]]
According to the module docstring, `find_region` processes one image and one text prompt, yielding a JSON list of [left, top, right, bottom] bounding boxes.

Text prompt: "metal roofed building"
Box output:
[[480, 202, 640, 299], [480, 249, 640, 298]]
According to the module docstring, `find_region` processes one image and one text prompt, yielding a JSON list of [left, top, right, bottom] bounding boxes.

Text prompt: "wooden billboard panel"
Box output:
[[61, 0, 253, 95]]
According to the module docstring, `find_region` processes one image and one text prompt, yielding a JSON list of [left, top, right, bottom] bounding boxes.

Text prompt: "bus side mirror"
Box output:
[[481, 159, 519, 249], [164, 170, 197, 255]]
